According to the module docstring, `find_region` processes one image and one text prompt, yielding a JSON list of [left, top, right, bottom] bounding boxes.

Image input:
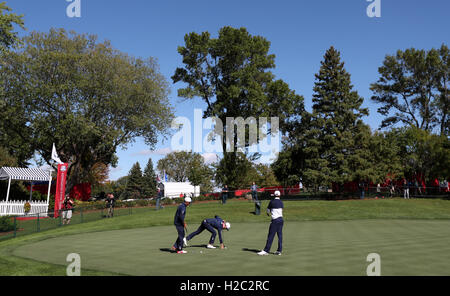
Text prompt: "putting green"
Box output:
[[13, 220, 450, 276]]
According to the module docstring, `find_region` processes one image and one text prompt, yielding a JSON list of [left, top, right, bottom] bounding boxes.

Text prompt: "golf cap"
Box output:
[[185, 197, 192, 203], [274, 190, 281, 197], [225, 222, 231, 230]]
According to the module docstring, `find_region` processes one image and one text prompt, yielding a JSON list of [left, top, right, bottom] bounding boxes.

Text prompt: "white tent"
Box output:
[[0, 167, 52, 204], [161, 182, 200, 199]]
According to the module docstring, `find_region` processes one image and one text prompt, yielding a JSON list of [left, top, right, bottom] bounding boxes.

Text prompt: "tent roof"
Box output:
[[0, 167, 52, 182]]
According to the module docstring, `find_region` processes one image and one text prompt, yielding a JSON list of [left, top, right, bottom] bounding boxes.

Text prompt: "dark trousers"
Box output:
[[222, 194, 228, 204], [251, 191, 258, 201], [174, 224, 185, 251], [264, 218, 283, 253], [156, 197, 162, 210], [186, 220, 217, 244]]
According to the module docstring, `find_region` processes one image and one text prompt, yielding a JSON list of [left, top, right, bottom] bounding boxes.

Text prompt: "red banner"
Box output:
[[54, 163, 68, 218]]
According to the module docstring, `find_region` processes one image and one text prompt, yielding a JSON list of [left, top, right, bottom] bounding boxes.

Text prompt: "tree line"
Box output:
[[97, 151, 280, 200], [0, 3, 448, 197], [272, 46, 449, 191]]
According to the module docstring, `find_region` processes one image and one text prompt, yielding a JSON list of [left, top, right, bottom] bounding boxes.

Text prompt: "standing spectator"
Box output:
[[258, 190, 284, 256], [105, 193, 115, 217], [172, 196, 192, 254], [414, 180, 423, 196], [156, 184, 164, 210], [440, 180, 449, 193], [250, 182, 258, 202], [359, 181, 365, 199], [376, 183, 381, 198], [403, 179, 410, 199], [408, 180, 414, 198], [62, 196, 74, 225], [389, 181, 395, 198], [157, 183, 165, 209], [221, 185, 229, 204]]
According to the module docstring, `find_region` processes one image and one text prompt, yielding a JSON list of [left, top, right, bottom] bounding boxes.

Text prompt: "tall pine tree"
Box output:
[[303, 47, 371, 191], [142, 158, 157, 198], [125, 162, 144, 199]]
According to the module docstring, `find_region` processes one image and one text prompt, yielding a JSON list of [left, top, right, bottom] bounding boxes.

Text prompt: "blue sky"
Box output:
[[8, 0, 449, 180]]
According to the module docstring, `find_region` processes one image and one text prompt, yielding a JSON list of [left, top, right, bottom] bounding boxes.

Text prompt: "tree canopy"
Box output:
[[0, 28, 174, 193], [0, 2, 24, 53], [157, 151, 214, 193], [0, 2, 26, 165], [172, 26, 303, 188], [370, 45, 449, 136]]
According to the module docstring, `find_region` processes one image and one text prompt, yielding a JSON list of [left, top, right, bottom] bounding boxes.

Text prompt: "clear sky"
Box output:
[[8, 0, 450, 180]]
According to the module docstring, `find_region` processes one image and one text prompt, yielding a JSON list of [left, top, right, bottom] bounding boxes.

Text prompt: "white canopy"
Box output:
[[0, 167, 52, 182], [0, 167, 52, 202]]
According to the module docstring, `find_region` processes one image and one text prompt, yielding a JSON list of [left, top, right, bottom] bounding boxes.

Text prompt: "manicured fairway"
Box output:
[[13, 219, 450, 276]]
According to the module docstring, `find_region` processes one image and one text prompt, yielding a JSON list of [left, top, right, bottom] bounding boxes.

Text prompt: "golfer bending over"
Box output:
[[258, 190, 284, 256], [172, 196, 191, 254], [185, 215, 230, 249]]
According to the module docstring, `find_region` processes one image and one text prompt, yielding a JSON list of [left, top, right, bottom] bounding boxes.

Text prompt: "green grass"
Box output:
[[2, 198, 450, 275]]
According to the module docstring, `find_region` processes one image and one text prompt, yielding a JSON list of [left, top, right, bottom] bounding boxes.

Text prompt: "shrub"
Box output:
[[0, 216, 14, 233], [136, 199, 151, 207], [32, 190, 50, 201]]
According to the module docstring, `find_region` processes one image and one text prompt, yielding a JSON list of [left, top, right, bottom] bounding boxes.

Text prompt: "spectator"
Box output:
[[156, 184, 164, 210], [62, 196, 74, 225], [105, 193, 115, 217], [414, 180, 423, 196], [440, 180, 449, 192], [403, 179, 410, 199], [221, 185, 229, 204], [359, 181, 365, 199], [376, 183, 381, 198], [250, 182, 258, 202], [389, 182, 395, 198]]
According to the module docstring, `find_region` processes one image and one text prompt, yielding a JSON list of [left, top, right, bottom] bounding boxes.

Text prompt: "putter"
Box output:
[[222, 228, 227, 249], [184, 225, 189, 247]]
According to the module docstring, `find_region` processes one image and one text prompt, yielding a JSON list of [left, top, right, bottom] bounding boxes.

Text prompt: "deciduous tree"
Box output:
[[0, 29, 173, 193], [370, 45, 449, 136], [172, 26, 304, 188]]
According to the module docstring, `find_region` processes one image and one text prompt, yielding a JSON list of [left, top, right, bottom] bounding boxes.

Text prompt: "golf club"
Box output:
[[184, 225, 189, 247]]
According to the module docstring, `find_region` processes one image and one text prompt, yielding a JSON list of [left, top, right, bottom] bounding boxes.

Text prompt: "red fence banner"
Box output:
[[54, 163, 68, 218]]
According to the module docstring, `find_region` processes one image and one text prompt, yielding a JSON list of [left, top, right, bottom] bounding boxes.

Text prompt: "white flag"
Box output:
[[52, 143, 63, 164]]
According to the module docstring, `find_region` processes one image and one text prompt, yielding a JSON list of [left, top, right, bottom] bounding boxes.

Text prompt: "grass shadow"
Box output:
[[187, 244, 208, 248], [242, 248, 260, 253]]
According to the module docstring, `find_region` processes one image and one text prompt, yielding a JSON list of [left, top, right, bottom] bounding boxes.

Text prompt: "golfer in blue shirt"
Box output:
[[185, 215, 231, 249], [172, 197, 191, 254], [258, 190, 284, 256]]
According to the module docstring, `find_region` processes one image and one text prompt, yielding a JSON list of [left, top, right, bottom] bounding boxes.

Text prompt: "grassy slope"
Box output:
[[1, 198, 450, 275]]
